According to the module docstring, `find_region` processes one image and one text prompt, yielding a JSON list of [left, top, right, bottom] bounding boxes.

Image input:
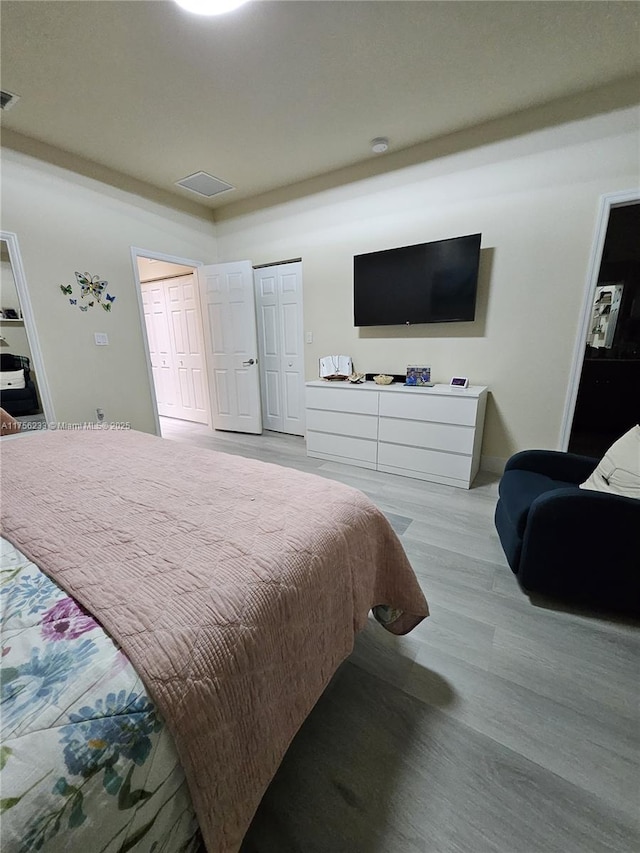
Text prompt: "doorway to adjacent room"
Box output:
[[136, 255, 210, 427], [132, 250, 306, 439], [0, 231, 53, 427], [563, 194, 640, 457]]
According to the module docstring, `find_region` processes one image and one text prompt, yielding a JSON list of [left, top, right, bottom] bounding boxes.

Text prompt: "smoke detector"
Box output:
[[371, 137, 389, 154]]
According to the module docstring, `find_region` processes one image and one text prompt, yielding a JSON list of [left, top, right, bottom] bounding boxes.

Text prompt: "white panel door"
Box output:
[[254, 262, 305, 436], [197, 261, 262, 434], [164, 275, 209, 424], [141, 281, 177, 417]]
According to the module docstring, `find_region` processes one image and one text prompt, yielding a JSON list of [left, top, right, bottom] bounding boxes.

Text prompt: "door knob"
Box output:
[[242, 358, 255, 365]]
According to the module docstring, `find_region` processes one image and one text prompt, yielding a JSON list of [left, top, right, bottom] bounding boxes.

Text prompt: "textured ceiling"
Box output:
[[1, 1, 639, 214]]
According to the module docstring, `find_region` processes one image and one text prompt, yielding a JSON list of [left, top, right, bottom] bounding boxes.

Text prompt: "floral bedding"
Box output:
[[0, 537, 201, 853]]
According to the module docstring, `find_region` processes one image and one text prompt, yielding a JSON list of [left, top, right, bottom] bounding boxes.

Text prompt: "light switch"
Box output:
[[305, 331, 313, 344], [94, 332, 109, 346]]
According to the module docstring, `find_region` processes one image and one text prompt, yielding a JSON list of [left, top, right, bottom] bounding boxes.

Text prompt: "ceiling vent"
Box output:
[[1, 90, 20, 111], [175, 171, 235, 198]]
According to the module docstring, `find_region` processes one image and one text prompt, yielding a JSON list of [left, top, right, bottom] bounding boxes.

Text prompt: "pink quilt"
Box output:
[[0, 429, 428, 852]]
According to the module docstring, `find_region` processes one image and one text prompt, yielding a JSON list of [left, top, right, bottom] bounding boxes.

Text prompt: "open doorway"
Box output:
[[0, 232, 53, 427], [567, 200, 640, 457], [133, 252, 210, 436], [132, 251, 306, 441]]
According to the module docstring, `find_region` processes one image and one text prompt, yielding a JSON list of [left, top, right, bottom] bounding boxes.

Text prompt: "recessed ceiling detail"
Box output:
[[0, 90, 21, 111], [175, 172, 235, 198], [1, 2, 638, 210]]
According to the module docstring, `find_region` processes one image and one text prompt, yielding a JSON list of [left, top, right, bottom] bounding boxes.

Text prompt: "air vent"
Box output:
[[175, 171, 234, 198], [0, 90, 20, 111]]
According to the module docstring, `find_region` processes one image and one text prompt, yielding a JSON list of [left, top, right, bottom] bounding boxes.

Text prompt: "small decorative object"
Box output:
[[450, 376, 469, 388], [406, 365, 432, 386], [58, 271, 115, 312], [2, 308, 19, 320], [319, 355, 352, 380], [347, 372, 365, 383], [373, 374, 393, 385], [76, 271, 107, 302]]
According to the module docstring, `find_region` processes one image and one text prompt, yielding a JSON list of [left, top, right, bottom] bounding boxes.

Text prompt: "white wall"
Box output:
[[1, 149, 217, 432], [216, 107, 640, 466]]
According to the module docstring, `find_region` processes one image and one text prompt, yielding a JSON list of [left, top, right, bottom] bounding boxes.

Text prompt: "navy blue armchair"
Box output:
[[495, 450, 640, 615]]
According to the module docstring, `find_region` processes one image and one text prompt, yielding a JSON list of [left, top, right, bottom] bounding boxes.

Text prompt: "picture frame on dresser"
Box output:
[[405, 365, 432, 386]]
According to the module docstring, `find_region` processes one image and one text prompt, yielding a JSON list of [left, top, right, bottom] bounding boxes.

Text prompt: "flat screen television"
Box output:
[[353, 233, 482, 326]]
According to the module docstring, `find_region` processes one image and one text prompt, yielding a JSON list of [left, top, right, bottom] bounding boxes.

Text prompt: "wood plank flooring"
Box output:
[[160, 417, 639, 853]]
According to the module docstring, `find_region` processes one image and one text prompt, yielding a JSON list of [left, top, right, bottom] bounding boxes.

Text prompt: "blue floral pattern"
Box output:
[[1, 641, 98, 737], [60, 691, 161, 778], [1, 566, 60, 621], [0, 538, 201, 853]]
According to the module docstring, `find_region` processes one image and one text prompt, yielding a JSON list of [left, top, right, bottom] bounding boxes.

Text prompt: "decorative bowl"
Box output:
[[373, 374, 394, 385]]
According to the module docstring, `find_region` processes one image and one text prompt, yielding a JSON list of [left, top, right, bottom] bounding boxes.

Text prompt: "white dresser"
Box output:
[[305, 380, 488, 489]]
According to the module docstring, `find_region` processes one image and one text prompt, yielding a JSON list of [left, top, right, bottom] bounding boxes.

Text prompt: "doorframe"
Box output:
[[1, 230, 56, 423], [130, 246, 205, 436], [558, 188, 640, 451]]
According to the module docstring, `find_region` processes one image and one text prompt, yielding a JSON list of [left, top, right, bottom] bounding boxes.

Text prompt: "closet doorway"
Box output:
[[137, 256, 210, 426]]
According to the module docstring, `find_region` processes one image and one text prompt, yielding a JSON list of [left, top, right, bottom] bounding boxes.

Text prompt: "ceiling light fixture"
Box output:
[[371, 137, 389, 154], [174, 0, 250, 15]]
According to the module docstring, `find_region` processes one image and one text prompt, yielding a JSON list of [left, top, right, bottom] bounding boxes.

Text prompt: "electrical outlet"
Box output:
[[96, 408, 105, 422], [94, 332, 109, 346]]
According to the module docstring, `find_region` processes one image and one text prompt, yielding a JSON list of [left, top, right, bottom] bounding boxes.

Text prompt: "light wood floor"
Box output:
[[160, 417, 639, 853]]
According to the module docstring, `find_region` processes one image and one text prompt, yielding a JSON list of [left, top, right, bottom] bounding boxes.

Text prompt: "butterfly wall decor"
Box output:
[[58, 271, 116, 312], [75, 272, 108, 302]]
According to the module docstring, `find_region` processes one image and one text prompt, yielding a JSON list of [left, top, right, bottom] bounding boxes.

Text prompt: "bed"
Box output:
[[1, 428, 429, 852]]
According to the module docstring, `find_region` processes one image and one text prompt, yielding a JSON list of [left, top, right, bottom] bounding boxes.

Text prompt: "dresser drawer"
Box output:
[[306, 408, 378, 440], [307, 430, 377, 464], [306, 385, 378, 416], [378, 417, 474, 454], [377, 441, 472, 481], [378, 392, 477, 426]]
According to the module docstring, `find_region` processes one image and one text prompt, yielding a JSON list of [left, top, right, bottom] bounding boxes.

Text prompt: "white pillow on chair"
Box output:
[[0, 369, 25, 390], [580, 425, 640, 499]]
